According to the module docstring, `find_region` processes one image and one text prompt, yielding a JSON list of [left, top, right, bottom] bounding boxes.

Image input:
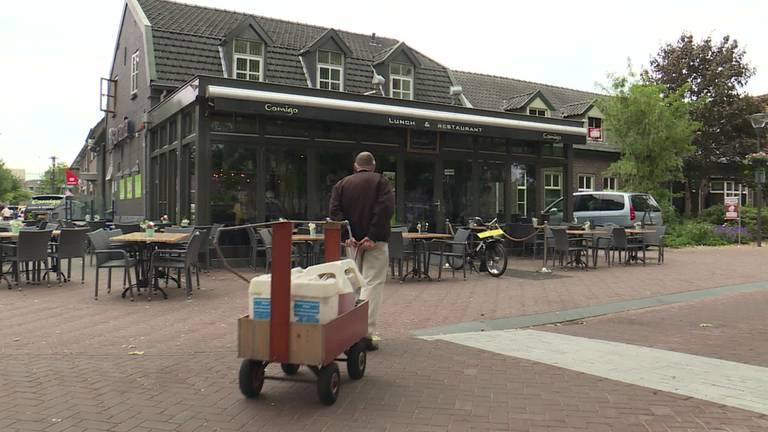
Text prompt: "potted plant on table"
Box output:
[[180, 218, 190, 227], [9, 219, 22, 234], [142, 220, 156, 237]]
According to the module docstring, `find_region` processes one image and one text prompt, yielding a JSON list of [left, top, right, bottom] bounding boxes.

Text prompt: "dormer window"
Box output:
[[233, 39, 263, 81], [390, 63, 413, 100], [317, 50, 343, 91], [588, 116, 603, 141], [528, 108, 547, 117]]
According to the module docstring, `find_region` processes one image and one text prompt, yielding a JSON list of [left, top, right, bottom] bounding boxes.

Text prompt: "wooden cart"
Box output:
[[233, 221, 369, 405]]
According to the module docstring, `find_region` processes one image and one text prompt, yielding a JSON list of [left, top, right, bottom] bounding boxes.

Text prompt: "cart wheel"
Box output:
[[238, 359, 266, 398], [280, 363, 300, 375], [316, 363, 340, 405], [346, 341, 367, 380]]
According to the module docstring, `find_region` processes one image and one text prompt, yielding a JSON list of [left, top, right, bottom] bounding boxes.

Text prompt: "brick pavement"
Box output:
[[1, 245, 767, 431]]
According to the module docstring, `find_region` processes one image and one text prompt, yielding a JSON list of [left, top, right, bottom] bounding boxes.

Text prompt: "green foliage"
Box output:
[[645, 33, 760, 216], [596, 73, 699, 205], [699, 204, 768, 241], [665, 221, 731, 248], [39, 162, 69, 195], [0, 160, 26, 204]]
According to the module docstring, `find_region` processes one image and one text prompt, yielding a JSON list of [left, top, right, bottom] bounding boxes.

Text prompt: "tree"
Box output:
[[39, 162, 69, 195], [0, 160, 28, 204], [644, 33, 759, 216], [596, 74, 699, 209]]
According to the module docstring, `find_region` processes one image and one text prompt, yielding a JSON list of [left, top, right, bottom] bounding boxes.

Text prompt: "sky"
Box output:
[[0, 0, 766, 179]]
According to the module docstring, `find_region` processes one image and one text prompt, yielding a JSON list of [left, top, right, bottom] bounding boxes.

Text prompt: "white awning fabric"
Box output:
[[206, 85, 586, 137]]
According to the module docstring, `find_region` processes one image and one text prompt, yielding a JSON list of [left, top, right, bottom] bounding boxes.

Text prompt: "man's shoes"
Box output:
[[363, 335, 380, 351]]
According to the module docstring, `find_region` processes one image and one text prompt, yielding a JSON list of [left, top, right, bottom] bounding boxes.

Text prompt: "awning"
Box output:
[[206, 85, 586, 137]]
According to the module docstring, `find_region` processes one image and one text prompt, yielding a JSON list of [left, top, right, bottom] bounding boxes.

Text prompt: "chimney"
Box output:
[[370, 32, 377, 45]]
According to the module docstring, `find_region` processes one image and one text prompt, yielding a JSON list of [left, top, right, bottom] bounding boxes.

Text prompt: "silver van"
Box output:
[[543, 192, 663, 227]]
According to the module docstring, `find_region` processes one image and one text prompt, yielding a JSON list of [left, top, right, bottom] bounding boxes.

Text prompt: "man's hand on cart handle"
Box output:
[[359, 237, 375, 250], [345, 238, 358, 248]]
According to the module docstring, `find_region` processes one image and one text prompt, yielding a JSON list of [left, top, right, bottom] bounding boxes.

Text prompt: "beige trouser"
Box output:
[[348, 241, 388, 337]]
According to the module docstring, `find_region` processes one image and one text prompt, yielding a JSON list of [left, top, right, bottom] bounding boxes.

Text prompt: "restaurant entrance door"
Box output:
[[404, 158, 437, 231]]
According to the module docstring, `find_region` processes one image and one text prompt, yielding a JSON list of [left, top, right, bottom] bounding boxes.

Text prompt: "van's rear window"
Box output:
[[574, 194, 625, 212]]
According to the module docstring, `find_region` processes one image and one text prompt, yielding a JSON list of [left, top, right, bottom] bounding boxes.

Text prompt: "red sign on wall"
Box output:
[[65, 169, 79, 186], [588, 127, 602, 140]]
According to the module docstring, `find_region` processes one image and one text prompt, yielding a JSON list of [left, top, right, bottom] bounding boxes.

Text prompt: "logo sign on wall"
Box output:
[[65, 169, 79, 186], [724, 197, 739, 220]]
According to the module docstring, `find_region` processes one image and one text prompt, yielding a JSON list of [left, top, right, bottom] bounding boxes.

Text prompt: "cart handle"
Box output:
[[213, 219, 353, 283]]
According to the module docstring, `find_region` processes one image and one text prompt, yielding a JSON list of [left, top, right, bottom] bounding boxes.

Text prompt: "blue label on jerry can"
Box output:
[[252, 298, 271, 320], [293, 300, 320, 323]]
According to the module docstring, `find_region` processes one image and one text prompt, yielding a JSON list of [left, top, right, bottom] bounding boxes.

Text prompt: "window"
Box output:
[[544, 172, 562, 207], [574, 194, 625, 211], [588, 116, 603, 141], [578, 174, 595, 191], [390, 63, 413, 100], [528, 108, 547, 117], [710, 180, 746, 204], [603, 176, 618, 191], [317, 50, 343, 91], [130, 51, 139, 95], [233, 39, 263, 81], [516, 169, 527, 215]]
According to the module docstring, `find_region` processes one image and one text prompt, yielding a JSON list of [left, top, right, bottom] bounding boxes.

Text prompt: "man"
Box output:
[[329, 152, 395, 351]]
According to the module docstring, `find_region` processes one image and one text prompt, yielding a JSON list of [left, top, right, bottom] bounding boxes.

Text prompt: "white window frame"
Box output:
[[233, 39, 263, 82], [528, 108, 547, 117], [711, 180, 747, 205], [588, 116, 603, 141], [390, 63, 413, 100], [578, 174, 595, 191], [130, 51, 140, 95], [544, 172, 562, 207], [602, 176, 618, 191], [317, 50, 343, 91], [517, 169, 527, 215]]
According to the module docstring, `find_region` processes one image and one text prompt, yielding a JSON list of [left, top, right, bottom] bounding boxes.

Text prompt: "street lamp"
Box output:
[[749, 113, 768, 247]]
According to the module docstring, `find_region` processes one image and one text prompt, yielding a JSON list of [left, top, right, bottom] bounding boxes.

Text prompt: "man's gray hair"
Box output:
[[354, 152, 376, 168]]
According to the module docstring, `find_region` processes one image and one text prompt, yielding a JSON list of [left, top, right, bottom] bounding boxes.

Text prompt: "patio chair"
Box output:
[[426, 228, 471, 280], [551, 227, 589, 269], [204, 224, 223, 270], [388, 231, 414, 279], [1, 230, 54, 289], [87, 229, 137, 300], [588, 231, 613, 268], [164, 227, 195, 234], [46, 227, 89, 284], [609, 227, 645, 266], [258, 228, 300, 272], [643, 225, 666, 264], [148, 232, 202, 300]]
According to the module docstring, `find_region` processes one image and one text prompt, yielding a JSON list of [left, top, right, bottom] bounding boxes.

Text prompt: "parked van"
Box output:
[[543, 192, 663, 227]]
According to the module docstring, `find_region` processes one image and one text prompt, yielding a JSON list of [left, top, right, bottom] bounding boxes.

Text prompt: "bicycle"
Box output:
[[446, 217, 508, 277]]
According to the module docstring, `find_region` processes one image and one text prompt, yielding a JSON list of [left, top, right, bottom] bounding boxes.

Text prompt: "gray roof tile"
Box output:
[[560, 100, 595, 117], [138, 0, 451, 103]]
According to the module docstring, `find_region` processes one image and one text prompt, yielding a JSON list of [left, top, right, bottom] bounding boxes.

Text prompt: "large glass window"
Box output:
[[405, 159, 434, 229], [210, 143, 259, 225], [390, 63, 413, 100], [315, 150, 354, 219], [443, 158, 472, 225], [477, 160, 505, 221], [233, 39, 263, 81], [265, 148, 307, 220], [544, 171, 562, 207], [317, 50, 343, 91]]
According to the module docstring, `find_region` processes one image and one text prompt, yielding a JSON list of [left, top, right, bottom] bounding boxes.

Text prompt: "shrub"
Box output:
[[665, 221, 731, 248]]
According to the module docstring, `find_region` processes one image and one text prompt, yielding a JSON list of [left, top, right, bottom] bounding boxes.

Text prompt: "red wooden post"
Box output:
[[269, 221, 292, 363], [324, 222, 341, 263]]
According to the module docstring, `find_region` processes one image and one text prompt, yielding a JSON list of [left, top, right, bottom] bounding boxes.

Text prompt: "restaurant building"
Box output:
[[89, 0, 625, 229]]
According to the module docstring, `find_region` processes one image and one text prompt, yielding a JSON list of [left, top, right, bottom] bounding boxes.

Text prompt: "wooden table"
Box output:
[[111, 232, 190, 243], [0, 230, 61, 239], [291, 234, 324, 242], [110, 232, 190, 297], [400, 233, 453, 281], [402, 233, 453, 240]]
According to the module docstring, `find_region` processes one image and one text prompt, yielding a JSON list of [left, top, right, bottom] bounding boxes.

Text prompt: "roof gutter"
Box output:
[[206, 85, 586, 136]]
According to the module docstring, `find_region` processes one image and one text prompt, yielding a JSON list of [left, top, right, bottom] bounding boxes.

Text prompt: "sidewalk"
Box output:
[[0, 245, 767, 431]]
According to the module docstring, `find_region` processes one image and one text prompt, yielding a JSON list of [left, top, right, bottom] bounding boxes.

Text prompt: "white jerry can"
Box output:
[[247, 267, 305, 320], [292, 259, 364, 324]]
